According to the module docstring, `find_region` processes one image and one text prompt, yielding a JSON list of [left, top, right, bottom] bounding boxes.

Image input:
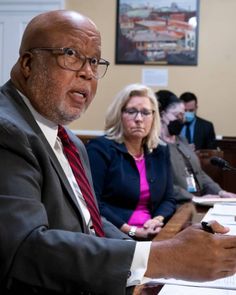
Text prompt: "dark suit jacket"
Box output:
[[0, 81, 135, 295], [193, 116, 217, 150], [86, 136, 176, 228]]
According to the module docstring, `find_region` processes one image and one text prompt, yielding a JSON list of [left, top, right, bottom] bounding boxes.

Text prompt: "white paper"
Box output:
[[193, 197, 236, 206], [153, 203, 236, 293], [212, 203, 236, 216], [202, 207, 236, 235], [202, 207, 236, 225], [142, 69, 168, 86], [159, 284, 236, 295], [152, 273, 236, 290]]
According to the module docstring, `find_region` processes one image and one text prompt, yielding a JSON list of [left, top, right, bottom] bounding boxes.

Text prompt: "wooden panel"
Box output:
[[196, 149, 224, 187]]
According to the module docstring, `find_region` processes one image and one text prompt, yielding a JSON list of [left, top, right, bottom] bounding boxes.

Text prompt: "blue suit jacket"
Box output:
[[193, 116, 217, 150], [182, 116, 217, 150], [86, 136, 176, 228]]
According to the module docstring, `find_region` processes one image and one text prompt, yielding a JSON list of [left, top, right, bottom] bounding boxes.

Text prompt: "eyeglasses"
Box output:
[[28, 47, 110, 79], [122, 108, 155, 120]]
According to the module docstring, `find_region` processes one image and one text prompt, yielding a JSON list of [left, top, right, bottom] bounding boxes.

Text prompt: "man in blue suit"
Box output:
[[180, 92, 217, 150]]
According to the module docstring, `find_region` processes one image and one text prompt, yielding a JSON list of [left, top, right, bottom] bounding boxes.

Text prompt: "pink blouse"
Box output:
[[128, 157, 151, 227]]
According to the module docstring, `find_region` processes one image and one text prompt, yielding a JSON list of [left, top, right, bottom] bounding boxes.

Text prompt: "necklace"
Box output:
[[126, 142, 144, 161], [129, 152, 144, 161]]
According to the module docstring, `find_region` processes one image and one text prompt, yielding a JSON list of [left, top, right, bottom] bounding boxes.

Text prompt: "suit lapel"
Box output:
[[44, 138, 89, 233], [193, 117, 202, 149], [2, 81, 88, 232]]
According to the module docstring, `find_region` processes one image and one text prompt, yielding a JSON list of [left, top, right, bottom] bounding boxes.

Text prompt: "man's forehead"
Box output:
[[20, 10, 100, 52]]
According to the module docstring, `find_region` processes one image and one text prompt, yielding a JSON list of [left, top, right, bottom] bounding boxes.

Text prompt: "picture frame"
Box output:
[[115, 0, 200, 66]]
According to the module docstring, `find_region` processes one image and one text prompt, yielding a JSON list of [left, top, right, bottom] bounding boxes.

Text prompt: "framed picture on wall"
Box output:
[[115, 0, 200, 66]]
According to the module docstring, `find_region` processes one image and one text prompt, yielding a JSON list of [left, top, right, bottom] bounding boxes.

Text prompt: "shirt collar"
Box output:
[[17, 90, 58, 148]]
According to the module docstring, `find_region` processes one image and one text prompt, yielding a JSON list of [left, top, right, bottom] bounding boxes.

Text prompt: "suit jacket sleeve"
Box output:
[[205, 121, 217, 149], [195, 168, 222, 195]]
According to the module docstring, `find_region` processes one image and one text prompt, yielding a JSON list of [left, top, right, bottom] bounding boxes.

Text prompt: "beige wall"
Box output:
[[66, 0, 236, 137]]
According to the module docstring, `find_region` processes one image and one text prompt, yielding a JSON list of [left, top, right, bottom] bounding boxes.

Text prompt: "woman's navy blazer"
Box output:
[[86, 136, 176, 228]]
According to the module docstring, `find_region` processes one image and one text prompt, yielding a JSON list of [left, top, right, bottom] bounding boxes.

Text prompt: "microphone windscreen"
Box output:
[[210, 156, 228, 168]]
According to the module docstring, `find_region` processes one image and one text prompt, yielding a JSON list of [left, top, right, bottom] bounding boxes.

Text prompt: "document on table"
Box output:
[[159, 284, 236, 295], [156, 202, 236, 293], [212, 203, 236, 216], [155, 202, 236, 289], [152, 273, 236, 290], [193, 197, 236, 206], [202, 208, 236, 225], [202, 206, 236, 235]]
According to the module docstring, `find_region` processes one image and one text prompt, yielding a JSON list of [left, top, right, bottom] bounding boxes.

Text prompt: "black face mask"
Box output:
[[167, 119, 184, 136]]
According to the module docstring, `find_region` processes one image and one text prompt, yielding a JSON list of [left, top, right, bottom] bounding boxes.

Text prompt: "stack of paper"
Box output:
[[193, 196, 236, 206], [202, 203, 236, 235], [152, 273, 236, 291], [153, 203, 236, 294], [159, 284, 236, 295]]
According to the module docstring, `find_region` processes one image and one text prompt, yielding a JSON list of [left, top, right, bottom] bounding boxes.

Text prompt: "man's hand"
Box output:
[[145, 221, 236, 282]]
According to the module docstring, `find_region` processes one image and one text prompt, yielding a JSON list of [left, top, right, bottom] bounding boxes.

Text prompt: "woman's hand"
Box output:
[[203, 191, 236, 198], [134, 217, 164, 239], [202, 194, 220, 198], [121, 217, 164, 240], [135, 226, 161, 240], [218, 190, 236, 198], [143, 217, 164, 231]]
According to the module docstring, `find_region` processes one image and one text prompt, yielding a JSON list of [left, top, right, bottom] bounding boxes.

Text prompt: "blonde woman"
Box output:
[[86, 84, 176, 240]]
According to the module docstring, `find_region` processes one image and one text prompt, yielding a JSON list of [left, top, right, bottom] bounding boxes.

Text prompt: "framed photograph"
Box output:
[[115, 0, 200, 65]]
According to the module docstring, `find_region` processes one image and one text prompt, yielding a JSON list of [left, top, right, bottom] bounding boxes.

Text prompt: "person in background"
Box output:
[[86, 83, 176, 240], [156, 90, 236, 205], [1, 9, 236, 295], [180, 91, 217, 150]]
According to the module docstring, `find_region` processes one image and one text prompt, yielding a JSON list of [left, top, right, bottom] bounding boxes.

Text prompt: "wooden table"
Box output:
[[133, 202, 203, 295]]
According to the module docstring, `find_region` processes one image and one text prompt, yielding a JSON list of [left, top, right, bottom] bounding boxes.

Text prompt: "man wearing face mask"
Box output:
[[155, 90, 236, 204], [180, 92, 217, 150]]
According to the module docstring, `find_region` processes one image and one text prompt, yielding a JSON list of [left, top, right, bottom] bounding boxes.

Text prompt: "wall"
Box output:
[[0, 0, 65, 84], [66, 0, 236, 137]]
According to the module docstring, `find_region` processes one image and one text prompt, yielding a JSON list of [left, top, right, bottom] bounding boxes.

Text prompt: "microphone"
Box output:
[[210, 156, 236, 171]]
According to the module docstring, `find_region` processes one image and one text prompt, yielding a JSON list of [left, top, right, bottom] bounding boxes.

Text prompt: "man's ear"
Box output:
[[20, 52, 33, 78]]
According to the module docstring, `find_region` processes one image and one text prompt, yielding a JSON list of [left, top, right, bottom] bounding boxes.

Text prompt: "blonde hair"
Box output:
[[105, 83, 160, 151]]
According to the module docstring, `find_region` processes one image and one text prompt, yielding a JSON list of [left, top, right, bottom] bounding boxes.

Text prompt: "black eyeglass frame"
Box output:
[[28, 47, 110, 79], [122, 108, 155, 119]]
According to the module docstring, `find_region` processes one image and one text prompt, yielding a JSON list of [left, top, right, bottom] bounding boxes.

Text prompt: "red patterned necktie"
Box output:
[[58, 125, 104, 237]]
